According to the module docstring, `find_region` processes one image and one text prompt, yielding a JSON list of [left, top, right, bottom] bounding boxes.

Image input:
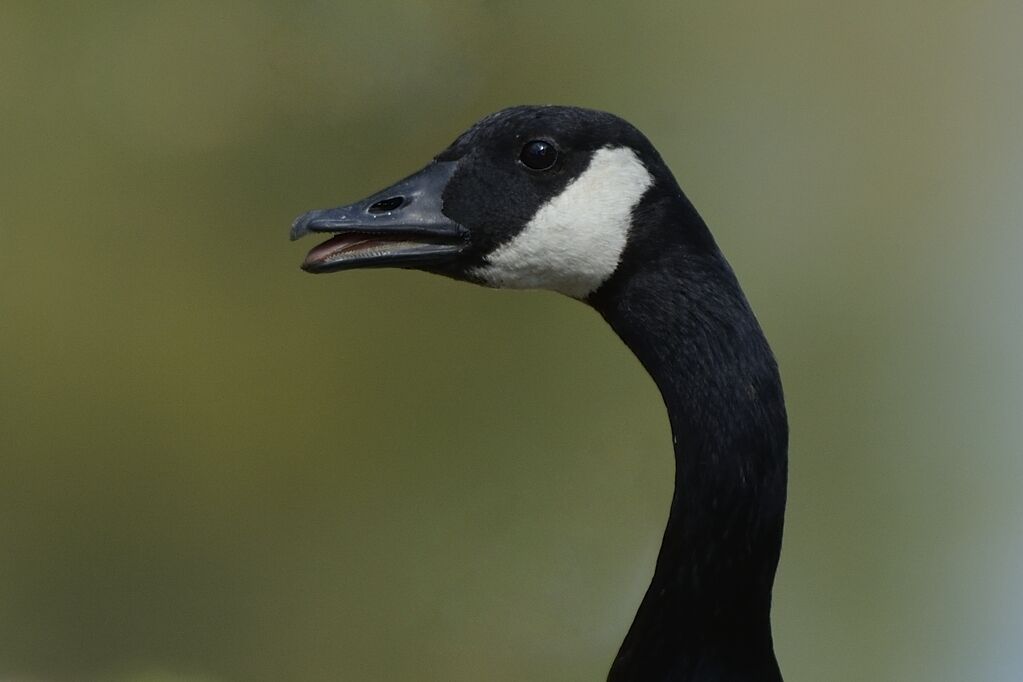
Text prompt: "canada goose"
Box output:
[[291, 105, 788, 681]]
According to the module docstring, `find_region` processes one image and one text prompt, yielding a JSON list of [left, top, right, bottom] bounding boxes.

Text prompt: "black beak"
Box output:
[[291, 161, 467, 274]]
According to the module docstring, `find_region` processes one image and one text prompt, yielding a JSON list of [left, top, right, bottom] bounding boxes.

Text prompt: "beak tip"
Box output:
[[290, 213, 312, 241]]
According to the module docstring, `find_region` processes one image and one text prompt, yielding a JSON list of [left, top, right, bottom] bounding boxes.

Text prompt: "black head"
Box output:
[[291, 105, 711, 299]]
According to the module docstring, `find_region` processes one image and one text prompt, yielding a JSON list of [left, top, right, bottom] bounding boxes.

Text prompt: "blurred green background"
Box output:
[[3, 2, 1022, 681]]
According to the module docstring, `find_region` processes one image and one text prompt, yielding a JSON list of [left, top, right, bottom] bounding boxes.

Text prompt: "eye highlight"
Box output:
[[519, 140, 558, 171]]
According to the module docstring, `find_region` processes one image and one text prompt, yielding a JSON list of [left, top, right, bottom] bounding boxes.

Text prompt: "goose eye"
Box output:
[[519, 140, 558, 171]]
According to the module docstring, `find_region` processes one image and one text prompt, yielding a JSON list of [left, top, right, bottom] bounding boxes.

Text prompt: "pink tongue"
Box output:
[[303, 234, 383, 266]]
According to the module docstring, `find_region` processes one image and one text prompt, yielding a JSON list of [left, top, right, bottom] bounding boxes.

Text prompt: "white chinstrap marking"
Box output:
[[471, 146, 654, 298]]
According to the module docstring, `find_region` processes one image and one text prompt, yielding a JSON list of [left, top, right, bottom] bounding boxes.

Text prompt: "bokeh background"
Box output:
[[3, 2, 1022, 681]]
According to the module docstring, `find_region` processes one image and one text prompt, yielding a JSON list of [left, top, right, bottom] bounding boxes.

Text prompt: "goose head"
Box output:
[[291, 105, 711, 300]]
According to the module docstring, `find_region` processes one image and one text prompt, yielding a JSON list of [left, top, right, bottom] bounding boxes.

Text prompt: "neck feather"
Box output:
[[590, 220, 788, 681]]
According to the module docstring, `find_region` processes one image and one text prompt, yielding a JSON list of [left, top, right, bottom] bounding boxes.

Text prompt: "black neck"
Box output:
[[589, 213, 788, 681]]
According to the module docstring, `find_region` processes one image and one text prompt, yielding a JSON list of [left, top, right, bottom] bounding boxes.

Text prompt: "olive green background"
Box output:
[[3, 2, 1021, 681]]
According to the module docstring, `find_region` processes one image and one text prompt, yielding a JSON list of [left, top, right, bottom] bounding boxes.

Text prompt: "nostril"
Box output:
[[367, 196, 405, 213]]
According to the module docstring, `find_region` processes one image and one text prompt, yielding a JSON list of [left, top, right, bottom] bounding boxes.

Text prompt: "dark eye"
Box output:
[[519, 140, 558, 171]]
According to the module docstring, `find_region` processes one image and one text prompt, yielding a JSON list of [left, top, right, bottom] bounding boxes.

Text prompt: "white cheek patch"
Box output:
[[471, 146, 654, 298]]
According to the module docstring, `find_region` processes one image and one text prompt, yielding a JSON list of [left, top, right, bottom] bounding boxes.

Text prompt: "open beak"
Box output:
[[290, 161, 468, 274]]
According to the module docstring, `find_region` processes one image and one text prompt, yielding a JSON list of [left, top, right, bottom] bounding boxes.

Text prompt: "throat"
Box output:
[[590, 246, 788, 681]]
